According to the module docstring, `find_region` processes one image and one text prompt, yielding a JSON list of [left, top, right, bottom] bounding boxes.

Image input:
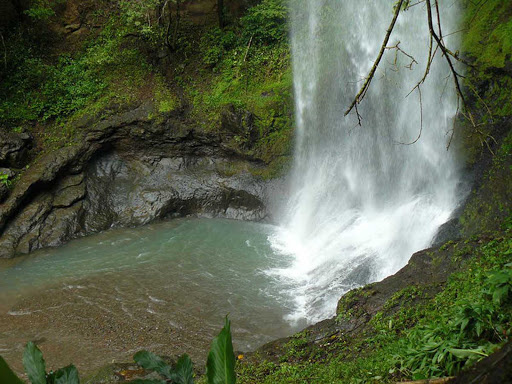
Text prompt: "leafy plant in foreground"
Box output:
[[394, 265, 512, 380], [0, 317, 236, 384], [0, 341, 80, 384], [134, 316, 236, 384]]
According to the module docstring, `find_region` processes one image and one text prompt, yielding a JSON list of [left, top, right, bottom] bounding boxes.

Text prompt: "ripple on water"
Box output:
[[0, 218, 303, 376]]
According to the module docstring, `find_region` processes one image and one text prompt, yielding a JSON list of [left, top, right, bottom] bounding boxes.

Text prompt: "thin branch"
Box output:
[[344, 0, 405, 116], [426, 0, 467, 112], [434, 0, 444, 43], [353, 103, 362, 126], [443, 28, 468, 38], [407, 34, 436, 97], [0, 32, 6, 70], [404, 0, 426, 10], [385, 41, 418, 70], [396, 86, 423, 145], [243, 35, 253, 62], [158, 0, 170, 24]]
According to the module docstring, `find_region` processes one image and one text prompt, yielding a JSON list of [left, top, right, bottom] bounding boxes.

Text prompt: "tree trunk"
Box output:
[[217, 0, 225, 29]]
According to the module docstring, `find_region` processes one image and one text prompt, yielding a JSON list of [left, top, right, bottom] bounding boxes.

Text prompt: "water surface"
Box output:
[[0, 218, 301, 375]]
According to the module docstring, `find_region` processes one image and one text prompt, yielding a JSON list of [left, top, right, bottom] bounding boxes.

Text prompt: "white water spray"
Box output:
[[270, 0, 463, 323]]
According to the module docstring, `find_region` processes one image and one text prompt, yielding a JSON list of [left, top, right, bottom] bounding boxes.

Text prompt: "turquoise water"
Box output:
[[0, 219, 302, 373]]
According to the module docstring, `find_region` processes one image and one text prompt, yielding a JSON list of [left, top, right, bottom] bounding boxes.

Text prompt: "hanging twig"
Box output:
[[396, 86, 423, 145], [385, 41, 418, 70], [404, 0, 426, 10], [434, 0, 444, 43], [407, 35, 437, 98], [425, 0, 476, 130], [344, 0, 406, 119], [467, 81, 494, 123]]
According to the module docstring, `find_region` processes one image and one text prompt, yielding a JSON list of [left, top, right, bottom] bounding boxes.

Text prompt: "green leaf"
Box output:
[[0, 356, 24, 384], [23, 342, 46, 384], [131, 380, 166, 384], [170, 354, 194, 384], [448, 348, 487, 359], [133, 350, 173, 379], [54, 365, 80, 384], [206, 316, 236, 384]]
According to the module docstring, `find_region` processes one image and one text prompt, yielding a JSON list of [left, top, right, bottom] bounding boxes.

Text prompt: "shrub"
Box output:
[[240, 0, 288, 44]]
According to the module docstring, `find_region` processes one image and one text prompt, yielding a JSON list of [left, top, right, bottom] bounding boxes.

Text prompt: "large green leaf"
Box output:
[[0, 356, 24, 384], [206, 316, 236, 384], [54, 365, 80, 384], [133, 350, 173, 379], [170, 354, 194, 384], [23, 342, 46, 384]]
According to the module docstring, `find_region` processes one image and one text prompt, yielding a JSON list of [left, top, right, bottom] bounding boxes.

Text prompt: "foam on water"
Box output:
[[270, 0, 464, 323]]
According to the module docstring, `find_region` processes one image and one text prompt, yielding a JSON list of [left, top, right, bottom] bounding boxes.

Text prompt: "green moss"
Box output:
[[461, 0, 512, 119], [460, 130, 512, 235], [336, 285, 376, 321], [462, 0, 512, 71]]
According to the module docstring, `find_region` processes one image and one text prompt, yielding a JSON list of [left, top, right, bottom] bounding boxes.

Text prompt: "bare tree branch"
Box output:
[[386, 41, 418, 70], [425, 0, 476, 130], [344, 0, 405, 118]]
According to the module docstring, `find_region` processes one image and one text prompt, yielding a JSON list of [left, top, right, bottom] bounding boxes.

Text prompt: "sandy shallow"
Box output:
[[0, 276, 217, 377]]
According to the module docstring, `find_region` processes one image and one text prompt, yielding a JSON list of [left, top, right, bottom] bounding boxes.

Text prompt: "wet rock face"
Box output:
[[0, 104, 273, 258], [0, 131, 33, 168], [83, 152, 267, 233]]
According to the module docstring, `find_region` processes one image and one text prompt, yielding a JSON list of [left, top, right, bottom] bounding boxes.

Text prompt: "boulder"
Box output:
[[0, 131, 33, 168]]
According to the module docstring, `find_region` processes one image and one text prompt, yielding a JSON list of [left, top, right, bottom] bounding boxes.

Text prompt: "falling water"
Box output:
[[270, 0, 463, 323]]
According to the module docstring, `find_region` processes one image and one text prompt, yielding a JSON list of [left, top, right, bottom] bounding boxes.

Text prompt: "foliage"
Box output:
[[200, 28, 239, 67], [133, 351, 194, 384], [0, 172, 10, 187], [0, 342, 81, 384], [1, 318, 237, 384], [206, 316, 236, 384], [240, 0, 288, 44], [0, 357, 23, 384], [118, 0, 167, 46], [394, 263, 512, 380], [462, 0, 512, 71], [461, 0, 512, 118], [239, 233, 512, 383], [24, 0, 66, 21]]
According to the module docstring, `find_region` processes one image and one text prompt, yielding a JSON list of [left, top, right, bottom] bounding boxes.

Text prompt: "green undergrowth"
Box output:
[[182, 0, 293, 176], [238, 228, 512, 383], [0, 0, 293, 177], [0, 8, 180, 150], [462, 0, 512, 118]]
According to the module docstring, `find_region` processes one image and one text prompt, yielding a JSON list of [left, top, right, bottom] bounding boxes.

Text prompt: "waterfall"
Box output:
[[269, 0, 463, 324]]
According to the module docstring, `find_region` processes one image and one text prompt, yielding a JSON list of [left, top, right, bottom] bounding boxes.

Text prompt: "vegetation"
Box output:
[[0, 0, 292, 176], [0, 172, 11, 187], [462, 0, 512, 118], [238, 230, 512, 383], [0, 317, 237, 384]]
